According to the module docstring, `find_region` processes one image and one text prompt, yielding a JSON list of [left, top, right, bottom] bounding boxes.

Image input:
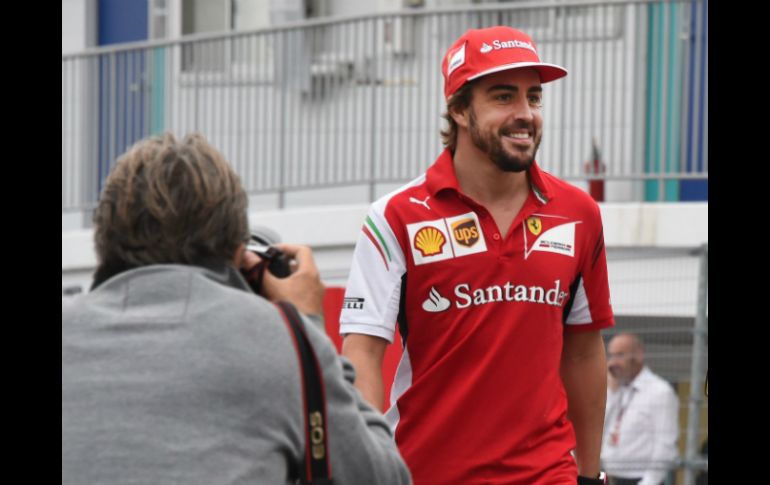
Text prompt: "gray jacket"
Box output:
[[62, 264, 411, 485]]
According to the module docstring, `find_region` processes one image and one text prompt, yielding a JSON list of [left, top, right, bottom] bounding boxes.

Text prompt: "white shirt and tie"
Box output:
[[601, 366, 680, 485]]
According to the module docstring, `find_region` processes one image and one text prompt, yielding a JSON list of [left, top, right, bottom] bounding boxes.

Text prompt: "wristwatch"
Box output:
[[577, 471, 607, 485]]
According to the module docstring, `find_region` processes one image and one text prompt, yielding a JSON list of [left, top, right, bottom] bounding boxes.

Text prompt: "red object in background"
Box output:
[[585, 139, 605, 202], [323, 287, 403, 412]]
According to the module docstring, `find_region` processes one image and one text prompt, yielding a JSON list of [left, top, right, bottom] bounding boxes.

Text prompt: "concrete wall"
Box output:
[[64, 202, 708, 318]]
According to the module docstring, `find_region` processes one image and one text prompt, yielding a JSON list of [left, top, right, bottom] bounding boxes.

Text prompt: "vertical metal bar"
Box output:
[[405, 15, 413, 184], [358, 18, 366, 187], [252, 33, 258, 193], [179, 44, 185, 136], [618, 4, 626, 178], [194, 41, 200, 133], [683, 242, 708, 485], [117, 52, 125, 161], [297, 27, 303, 189], [75, 57, 82, 209], [115, 53, 122, 161], [391, 13, 398, 183], [165, 44, 171, 136], [557, 6, 566, 178], [634, 2, 644, 184], [340, 20, 346, 185], [285, 30, 293, 198], [109, 52, 117, 182], [580, 3, 588, 179], [278, 30, 286, 208], [599, 4, 607, 181], [256, 33, 263, 192], [311, 25, 318, 187], [131, 50, 139, 144], [348, 20, 361, 182], [271, 33, 277, 198], [310, 26, 320, 183], [66, 57, 70, 209], [331, 21, 340, 187], [212, 40, 218, 145], [352, 20, 356, 182], [607, 4, 616, 178], [322, 24, 328, 185], [235, 36, 242, 188], [206, 41, 212, 142], [340, 23, 344, 187], [226, 38, 233, 176], [134, 49, 141, 141], [588, 5, 596, 182], [251, 33, 258, 192], [656, 4, 666, 201], [62, 59, 68, 208], [426, 13, 434, 170], [665, 2, 677, 196], [145, 47, 152, 138], [144, 47, 150, 137], [371, 16, 378, 188], [420, 14, 427, 178], [69, 58, 76, 209], [368, 18, 377, 200], [297, 26, 302, 189], [700, 0, 708, 176], [400, 16, 408, 181], [87, 55, 97, 212], [126, 50, 132, 148], [567, 7, 576, 180], [678, 1, 689, 178], [256, 34, 263, 192]]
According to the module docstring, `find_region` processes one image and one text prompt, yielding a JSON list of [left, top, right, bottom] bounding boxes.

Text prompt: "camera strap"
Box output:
[[275, 301, 333, 485], [243, 261, 267, 295]]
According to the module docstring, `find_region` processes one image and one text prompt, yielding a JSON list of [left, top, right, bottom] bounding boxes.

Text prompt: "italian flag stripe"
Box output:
[[362, 225, 390, 271], [365, 216, 392, 262]]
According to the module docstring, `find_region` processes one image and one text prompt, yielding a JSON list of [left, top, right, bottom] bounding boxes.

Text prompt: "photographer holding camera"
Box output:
[[62, 133, 411, 485]]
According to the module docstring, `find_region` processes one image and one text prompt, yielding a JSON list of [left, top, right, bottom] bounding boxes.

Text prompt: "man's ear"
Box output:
[[449, 103, 470, 129]]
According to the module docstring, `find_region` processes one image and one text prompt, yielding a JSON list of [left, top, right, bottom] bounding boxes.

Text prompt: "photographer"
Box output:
[[62, 133, 411, 485]]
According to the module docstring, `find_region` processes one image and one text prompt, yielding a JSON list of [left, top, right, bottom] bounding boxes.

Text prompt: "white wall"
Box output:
[[63, 202, 708, 317], [62, 0, 95, 54]]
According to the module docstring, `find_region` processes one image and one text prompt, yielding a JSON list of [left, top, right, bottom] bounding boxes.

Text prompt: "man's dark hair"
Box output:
[[440, 81, 475, 152], [92, 132, 249, 285]]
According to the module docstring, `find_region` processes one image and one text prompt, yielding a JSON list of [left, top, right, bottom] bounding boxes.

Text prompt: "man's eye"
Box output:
[[496, 94, 512, 102], [529, 96, 543, 106]]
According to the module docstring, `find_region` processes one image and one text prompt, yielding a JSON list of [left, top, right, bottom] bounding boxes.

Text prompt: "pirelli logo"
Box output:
[[407, 212, 487, 265], [343, 297, 365, 310]]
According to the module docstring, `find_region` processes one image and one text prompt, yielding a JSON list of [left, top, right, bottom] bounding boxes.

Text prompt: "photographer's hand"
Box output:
[[259, 244, 325, 317]]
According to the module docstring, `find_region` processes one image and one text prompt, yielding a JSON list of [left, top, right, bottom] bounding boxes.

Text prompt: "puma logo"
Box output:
[[409, 196, 431, 210]]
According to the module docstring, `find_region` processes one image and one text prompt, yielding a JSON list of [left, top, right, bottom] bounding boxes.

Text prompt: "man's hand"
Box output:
[[249, 243, 325, 316]]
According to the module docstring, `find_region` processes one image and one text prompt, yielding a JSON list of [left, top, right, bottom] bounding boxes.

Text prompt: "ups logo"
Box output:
[[451, 218, 480, 247]]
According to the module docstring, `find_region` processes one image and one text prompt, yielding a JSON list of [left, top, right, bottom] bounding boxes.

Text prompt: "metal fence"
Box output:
[[605, 244, 708, 485], [62, 0, 708, 211]]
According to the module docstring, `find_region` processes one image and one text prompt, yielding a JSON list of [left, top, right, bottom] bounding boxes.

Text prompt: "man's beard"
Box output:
[[468, 107, 540, 173]]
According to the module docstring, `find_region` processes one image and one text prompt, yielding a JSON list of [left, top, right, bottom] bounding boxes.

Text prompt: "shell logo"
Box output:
[[414, 226, 446, 257]]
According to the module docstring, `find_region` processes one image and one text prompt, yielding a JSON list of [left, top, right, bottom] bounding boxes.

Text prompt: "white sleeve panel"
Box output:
[[339, 206, 407, 344], [565, 277, 592, 325]]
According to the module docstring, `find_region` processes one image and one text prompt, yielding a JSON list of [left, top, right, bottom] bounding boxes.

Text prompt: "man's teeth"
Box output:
[[507, 133, 530, 139]]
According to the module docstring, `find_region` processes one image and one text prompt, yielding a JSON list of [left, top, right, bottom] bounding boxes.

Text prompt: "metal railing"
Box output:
[[62, 0, 708, 211], [604, 244, 708, 485]]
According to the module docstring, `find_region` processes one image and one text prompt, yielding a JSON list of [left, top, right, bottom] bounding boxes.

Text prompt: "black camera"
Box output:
[[246, 231, 292, 278]]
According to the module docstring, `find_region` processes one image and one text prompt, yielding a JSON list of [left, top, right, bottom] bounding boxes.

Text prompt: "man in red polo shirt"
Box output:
[[340, 26, 613, 485]]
